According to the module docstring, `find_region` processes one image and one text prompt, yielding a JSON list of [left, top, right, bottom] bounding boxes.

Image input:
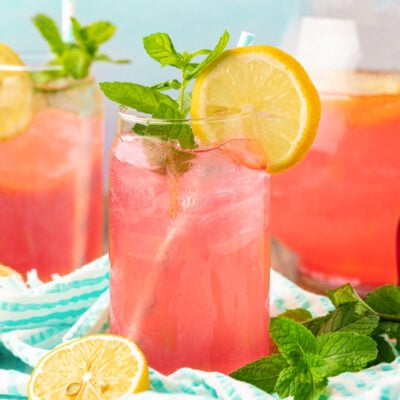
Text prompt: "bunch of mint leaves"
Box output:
[[31, 13, 129, 82], [231, 283, 400, 400], [100, 30, 229, 149]]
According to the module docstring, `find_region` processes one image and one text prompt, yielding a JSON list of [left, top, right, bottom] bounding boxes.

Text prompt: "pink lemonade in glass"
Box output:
[[0, 58, 104, 280], [109, 111, 270, 374], [271, 72, 400, 292]]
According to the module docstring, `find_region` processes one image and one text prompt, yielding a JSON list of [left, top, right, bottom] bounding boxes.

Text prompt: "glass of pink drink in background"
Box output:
[[271, 72, 400, 293], [109, 108, 270, 374], [0, 55, 104, 280], [271, 10, 400, 293]]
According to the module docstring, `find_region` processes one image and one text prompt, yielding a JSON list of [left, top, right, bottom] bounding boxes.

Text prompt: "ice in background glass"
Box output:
[[0, 56, 104, 280], [271, 5, 400, 293], [109, 109, 270, 374]]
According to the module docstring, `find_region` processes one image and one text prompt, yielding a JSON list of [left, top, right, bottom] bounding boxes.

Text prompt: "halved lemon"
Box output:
[[0, 263, 22, 278], [28, 334, 150, 399], [0, 43, 33, 140], [191, 45, 321, 173]]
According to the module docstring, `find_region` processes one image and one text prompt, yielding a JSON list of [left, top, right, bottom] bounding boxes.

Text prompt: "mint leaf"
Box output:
[[32, 14, 64, 55], [99, 82, 179, 115], [365, 285, 400, 318], [276, 365, 327, 400], [279, 308, 313, 323], [326, 283, 365, 307], [143, 33, 184, 68], [304, 352, 329, 382], [230, 354, 288, 392], [370, 333, 397, 365], [376, 321, 400, 349], [132, 102, 194, 150], [139, 139, 194, 177], [304, 315, 330, 335], [317, 332, 377, 376], [151, 103, 195, 148], [32, 14, 126, 80], [70, 17, 85, 47], [270, 317, 316, 362], [84, 20, 116, 46], [317, 303, 379, 335], [62, 47, 91, 79], [184, 30, 230, 80], [71, 18, 116, 54], [151, 79, 182, 92]]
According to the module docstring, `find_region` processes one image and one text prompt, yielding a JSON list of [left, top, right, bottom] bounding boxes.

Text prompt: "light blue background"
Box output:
[[1, 0, 307, 179]]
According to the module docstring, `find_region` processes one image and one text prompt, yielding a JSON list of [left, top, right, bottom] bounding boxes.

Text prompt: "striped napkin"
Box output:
[[1, 256, 400, 399]]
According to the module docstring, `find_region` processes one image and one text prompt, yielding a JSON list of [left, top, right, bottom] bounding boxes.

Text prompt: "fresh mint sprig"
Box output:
[[100, 30, 230, 148], [31, 14, 129, 81], [143, 30, 229, 112], [231, 283, 400, 400]]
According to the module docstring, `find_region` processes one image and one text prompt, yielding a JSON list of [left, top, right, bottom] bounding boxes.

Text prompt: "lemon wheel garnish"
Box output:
[[190, 45, 321, 173], [28, 334, 150, 400], [0, 43, 33, 140]]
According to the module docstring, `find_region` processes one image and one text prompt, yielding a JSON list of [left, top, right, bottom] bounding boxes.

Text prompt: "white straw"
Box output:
[[236, 31, 255, 47], [61, 0, 76, 42]]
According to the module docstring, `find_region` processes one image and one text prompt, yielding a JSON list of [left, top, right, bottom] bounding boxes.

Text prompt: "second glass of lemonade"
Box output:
[[271, 6, 400, 293], [109, 109, 270, 374], [0, 53, 104, 280]]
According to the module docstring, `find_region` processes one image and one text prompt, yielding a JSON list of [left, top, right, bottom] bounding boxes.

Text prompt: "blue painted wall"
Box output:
[[1, 0, 306, 179]]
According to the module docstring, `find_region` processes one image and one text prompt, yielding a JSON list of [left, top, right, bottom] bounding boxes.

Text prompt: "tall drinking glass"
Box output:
[[271, 1, 400, 293], [109, 108, 270, 374], [0, 54, 104, 280]]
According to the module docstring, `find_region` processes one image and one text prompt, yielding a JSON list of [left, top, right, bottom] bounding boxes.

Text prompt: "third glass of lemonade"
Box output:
[[272, 71, 400, 292], [271, 7, 400, 293], [0, 50, 104, 280]]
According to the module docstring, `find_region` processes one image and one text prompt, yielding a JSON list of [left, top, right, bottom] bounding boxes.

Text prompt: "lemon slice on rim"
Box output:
[[0, 43, 33, 140], [28, 334, 150, 399], [190, 45, 321, 173]]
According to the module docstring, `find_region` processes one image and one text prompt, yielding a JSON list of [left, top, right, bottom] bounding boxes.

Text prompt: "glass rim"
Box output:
[[0, 52, 63, 72], [118, 105, 269, 125]]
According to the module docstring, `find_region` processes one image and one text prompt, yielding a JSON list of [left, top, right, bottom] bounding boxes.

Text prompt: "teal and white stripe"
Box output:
[[0, 255, 399, 399]]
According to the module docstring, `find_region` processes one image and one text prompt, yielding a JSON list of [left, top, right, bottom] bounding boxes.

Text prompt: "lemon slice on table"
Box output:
[[28, 334, 150, 400], [0, 43, 33, 140], [0, 263, 21, 277], [191, 45, 321, 173]]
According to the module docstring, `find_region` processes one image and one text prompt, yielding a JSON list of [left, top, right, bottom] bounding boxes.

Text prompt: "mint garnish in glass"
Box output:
[[31, 13, 129, 83], [100, 30, 229, 149]]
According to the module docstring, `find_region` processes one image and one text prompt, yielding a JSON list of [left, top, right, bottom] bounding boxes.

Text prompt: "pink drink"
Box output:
[[271, 72, 400, 292], [0, 75, 104, 280], [109, 114, 270, 374]]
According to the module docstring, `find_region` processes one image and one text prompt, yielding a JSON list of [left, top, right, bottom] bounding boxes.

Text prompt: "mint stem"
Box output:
[[377, 313, 400, 322], [178, 78, 187, 113]]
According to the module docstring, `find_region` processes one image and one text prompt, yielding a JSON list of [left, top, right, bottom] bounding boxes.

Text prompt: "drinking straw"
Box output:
[[61, 0, 75, 42], [236, 31, 255, 47]]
